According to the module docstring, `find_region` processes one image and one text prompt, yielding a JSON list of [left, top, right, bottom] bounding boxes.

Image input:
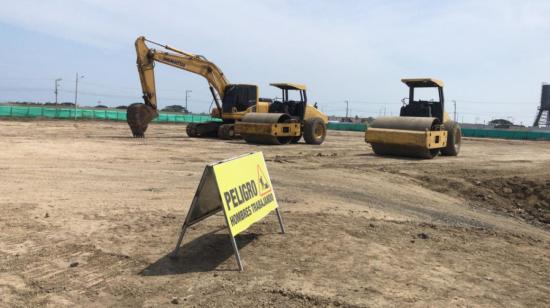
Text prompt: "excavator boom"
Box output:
[[127, 36, 229, 137]]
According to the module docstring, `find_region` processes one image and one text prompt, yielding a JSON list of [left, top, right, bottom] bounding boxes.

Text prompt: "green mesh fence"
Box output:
[[2, 105, 550, 141], [0, 105, 219, 123], [461, 128, 550, 141], [153, 113, 217, 123], [325, 122, 550, 141], [327, 122, 367, 131]]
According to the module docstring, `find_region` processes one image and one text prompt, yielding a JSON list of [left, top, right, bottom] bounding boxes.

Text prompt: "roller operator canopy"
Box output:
[[401, 78, 444, 88], [269, 83, 307, 91]]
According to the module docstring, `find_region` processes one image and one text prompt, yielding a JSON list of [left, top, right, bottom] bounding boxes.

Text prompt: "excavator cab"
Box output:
[[221, 84, 258, 114]]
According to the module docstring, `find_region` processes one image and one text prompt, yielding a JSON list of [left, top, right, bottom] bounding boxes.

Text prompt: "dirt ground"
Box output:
[[1, 119, 549, 307]]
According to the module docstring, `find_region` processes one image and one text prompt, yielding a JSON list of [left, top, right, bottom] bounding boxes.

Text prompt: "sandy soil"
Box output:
[[1, 119, 549, 307]]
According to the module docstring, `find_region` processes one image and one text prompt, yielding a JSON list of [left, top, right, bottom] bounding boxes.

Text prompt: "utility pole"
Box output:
[[344, 100, 349, 119], [74, 73, 85, 120], [54, 78, 62, 104], [452, 100, 457, 122], [185, 90, 192, 113]]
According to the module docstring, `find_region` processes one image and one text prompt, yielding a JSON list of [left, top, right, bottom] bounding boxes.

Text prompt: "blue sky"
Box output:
[[1, 0, 549, 124]]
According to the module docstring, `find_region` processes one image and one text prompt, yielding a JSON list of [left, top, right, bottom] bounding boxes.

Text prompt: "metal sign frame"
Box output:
[[171, 153, 285, 271]]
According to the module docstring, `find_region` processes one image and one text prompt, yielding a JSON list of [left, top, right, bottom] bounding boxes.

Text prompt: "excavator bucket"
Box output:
[[126, 103, 158, 138], [365, 116, 447, 159]]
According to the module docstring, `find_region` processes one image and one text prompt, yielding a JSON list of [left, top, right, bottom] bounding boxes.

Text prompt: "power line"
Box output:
[[0, 85, 540, 119], [450, 98, 535, 105], [78, 80, 208, 95], [0, 83, 537, 106], [344, 100, 349, 118], [0, 87, 213, 104], [453, 100, 457, 122], [74, 73, 85, 120], [54, 78, 62, 104], [185, 90, 192, 111], [0, 77, 60, 81]]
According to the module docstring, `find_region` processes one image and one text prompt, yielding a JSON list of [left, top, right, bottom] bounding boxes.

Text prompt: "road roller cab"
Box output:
[[234, 83, 328, 145], [268, 83, 308, 121], [365, 78, 462, 159], [400, 78, 445, 123]]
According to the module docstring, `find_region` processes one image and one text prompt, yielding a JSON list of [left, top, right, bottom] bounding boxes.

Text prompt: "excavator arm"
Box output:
[[127, 36, 229, 137]]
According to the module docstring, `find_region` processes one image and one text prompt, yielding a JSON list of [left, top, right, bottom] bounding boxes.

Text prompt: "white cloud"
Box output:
[[1, 0, 550, 123]]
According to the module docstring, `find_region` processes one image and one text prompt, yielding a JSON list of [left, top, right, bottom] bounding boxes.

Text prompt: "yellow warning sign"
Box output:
[[213, 152, 279, 236]]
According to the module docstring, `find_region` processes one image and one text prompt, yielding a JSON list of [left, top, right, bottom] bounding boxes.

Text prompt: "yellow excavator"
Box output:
[[365, 78, 461, 159], [127, 36, 328, 145]]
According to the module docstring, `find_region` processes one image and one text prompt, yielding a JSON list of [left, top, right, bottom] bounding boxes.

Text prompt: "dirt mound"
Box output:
[[414, 172, 550, 227], [481, 177, 550, 224]]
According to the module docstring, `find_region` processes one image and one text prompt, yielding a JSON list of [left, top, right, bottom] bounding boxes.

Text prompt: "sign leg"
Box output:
[[275, 208, 286, 234], [229, 234, 244, 271], [171, 223, 188, 259]]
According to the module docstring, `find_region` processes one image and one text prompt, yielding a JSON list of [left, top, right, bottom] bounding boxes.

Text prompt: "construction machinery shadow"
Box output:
[[139, 230, 257, 275], [82, 135, 189, 140], [355, 152, 429, 161]]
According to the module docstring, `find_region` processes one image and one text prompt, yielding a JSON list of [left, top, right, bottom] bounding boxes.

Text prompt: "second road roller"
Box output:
[[365, 78, 461, 159]]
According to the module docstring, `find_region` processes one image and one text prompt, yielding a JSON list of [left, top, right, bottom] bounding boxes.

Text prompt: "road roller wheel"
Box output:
[[217, 124, 227, 139], [290, 135, 302, 144], [217, 124, 235, 140], [371, 143, 439, 159], [240, 113, 293, 145], [441, 121, 461, 156], [303, 117, 326, 145]]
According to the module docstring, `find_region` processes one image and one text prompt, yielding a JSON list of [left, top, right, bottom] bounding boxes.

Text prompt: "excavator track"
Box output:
[[185, 122, 222, 138]]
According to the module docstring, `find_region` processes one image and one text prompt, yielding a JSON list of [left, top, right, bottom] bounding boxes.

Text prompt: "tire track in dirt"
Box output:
[[377, 161, 550, 229], [7, 243, 144, 296]]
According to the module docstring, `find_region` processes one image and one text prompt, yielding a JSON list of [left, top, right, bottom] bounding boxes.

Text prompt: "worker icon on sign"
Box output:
[[259, 177, 269, 190], [257, 165, 271, 195]]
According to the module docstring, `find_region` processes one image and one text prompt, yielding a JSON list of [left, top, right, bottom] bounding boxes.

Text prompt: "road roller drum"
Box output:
[[369, 116, 441, 131], [366, 116, 447, 159], [235, 113, 301, 145]]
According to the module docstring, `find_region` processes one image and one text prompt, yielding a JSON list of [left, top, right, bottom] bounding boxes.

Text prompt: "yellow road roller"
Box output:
[[365, 78, 461, 159], [235, 83, 328, 145]]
